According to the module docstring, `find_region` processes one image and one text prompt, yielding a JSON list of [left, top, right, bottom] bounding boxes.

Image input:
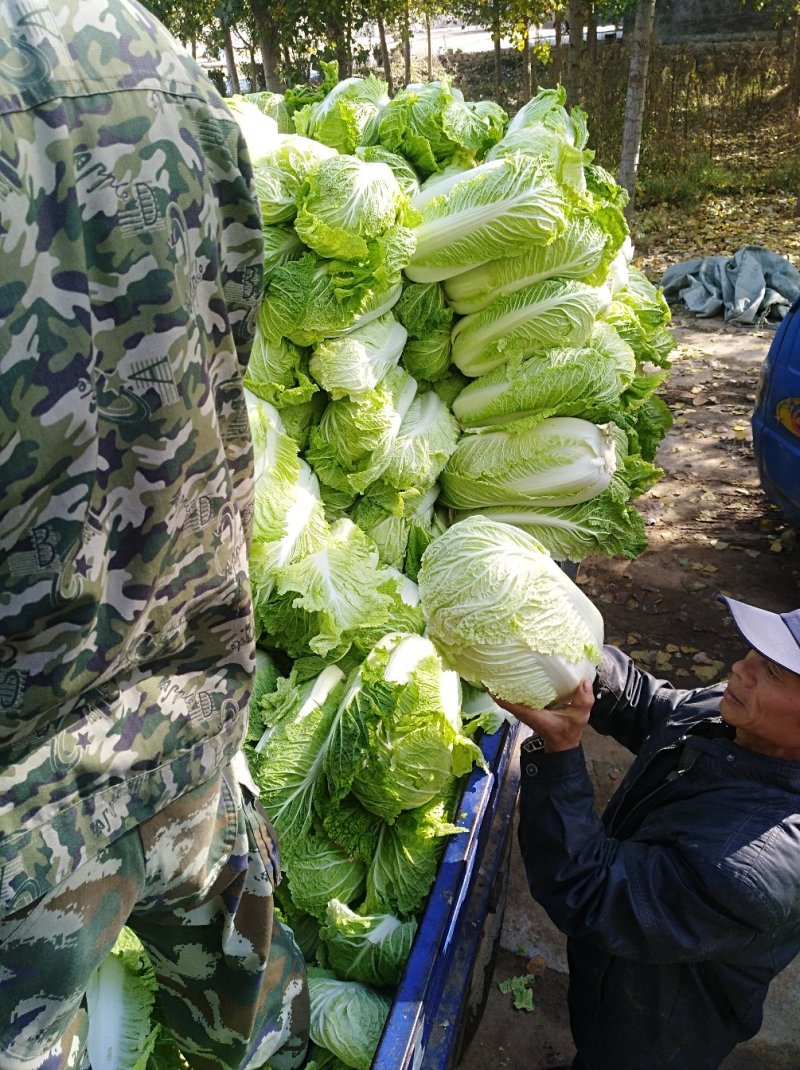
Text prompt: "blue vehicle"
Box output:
[[752, 295, 800, 529]]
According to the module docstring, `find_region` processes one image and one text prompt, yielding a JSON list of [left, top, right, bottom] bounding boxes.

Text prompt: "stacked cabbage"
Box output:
[[233, 78, 674, 1069]]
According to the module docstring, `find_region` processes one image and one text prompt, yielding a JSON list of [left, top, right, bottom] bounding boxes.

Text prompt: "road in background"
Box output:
[[360, 20, 623, 60]]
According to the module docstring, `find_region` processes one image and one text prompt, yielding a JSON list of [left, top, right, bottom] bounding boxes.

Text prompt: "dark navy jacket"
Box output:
[[518, 645, 800, 1070]]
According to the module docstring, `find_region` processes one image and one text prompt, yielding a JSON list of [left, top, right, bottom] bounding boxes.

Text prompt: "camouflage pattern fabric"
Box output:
[[0, 0, 310, 1064], [0, 0, 263, 912], [0, 769, 310, 1070]]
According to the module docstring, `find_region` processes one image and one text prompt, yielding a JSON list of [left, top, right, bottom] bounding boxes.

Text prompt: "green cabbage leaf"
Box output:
[[293, 75, 389, 153], [405, 155, 567, 283], [417, 516, 604, 707], [450, 278, 610, 377], [308, 970, 391, 1070], [319, 899, 417, 987]]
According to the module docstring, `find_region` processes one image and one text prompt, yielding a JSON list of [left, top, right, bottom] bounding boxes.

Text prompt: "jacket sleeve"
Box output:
[[517, 747, 772, 964], [589, 645, 697, 754]]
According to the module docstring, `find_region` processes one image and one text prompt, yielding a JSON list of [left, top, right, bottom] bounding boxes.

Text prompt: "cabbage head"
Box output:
[[293, 75, 389, 153], [295, 155, 415, 262], [319, 900, 417, 987], [251, 134, 336, 225], [417, 516, 604, 708], [308, 970, 391, 1070]]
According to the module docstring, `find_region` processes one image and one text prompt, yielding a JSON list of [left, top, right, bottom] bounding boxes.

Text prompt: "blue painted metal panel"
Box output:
[[752, 295, 800, 527], [371, 718, 522, 1070]]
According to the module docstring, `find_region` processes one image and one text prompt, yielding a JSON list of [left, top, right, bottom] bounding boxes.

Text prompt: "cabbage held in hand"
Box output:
[[417, 516, 603, 708]]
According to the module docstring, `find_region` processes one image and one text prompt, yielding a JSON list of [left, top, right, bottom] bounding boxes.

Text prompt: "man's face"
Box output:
[[720, 649, 800, 759]]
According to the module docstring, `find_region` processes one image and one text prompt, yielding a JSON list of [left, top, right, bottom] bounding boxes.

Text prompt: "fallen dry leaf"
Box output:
[[694, 662, 725, 682]]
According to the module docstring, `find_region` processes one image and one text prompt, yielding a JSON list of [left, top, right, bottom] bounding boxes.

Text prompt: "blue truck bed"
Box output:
[[371, 718, 523, 1070]]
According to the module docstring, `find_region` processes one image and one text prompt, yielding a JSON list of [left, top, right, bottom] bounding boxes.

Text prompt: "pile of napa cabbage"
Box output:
[[91, 72, 674, 1070]]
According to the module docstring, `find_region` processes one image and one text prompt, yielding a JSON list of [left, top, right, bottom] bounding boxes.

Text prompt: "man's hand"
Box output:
[[494, 677, 595, 753]]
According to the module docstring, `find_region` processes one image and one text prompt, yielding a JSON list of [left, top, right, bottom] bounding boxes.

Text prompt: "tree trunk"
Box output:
[[377, 13, 394, 94], [587, 3, 597, 64], [402, 0, 411, 87], [522, 19, 531, 99], [492, 0, 502, 99], [553, 12, 563, 84], [618, 0, 657, 218], [325, 4, 352, 79], [248, 45, 258, 91], [259, 33, 281, 90], [566, 0, 587, 104], [223, 26, 240, 95], [791, 12, 800, 114], [426, 13, 433, 80], [251, 0, 282, 90]]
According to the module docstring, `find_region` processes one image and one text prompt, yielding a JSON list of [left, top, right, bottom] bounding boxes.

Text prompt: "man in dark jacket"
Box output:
[[498, 596, 800, 1070]]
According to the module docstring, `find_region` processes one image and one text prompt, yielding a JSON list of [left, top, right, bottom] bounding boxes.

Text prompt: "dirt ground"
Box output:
[[458, 311, 800, 1070]]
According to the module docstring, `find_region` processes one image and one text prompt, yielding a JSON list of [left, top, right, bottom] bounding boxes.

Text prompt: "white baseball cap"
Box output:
[[719, 595, 800, 677]]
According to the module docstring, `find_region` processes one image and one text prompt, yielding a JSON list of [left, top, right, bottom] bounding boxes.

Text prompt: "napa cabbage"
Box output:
[[267, 518, 398, 658], [394, 280, 454, 337], [380, 390, 460, 492], [450, 278, 611, 377], [442, 215, 612, 315], [356, 144, 422, 198], [295, 155, 416, 262], [439, 417, 624, 510], [308, 971, 391, 1070], [319, 900, 417, 987], [454, 493, 648, 563], [293, 75, 389, 153], [405, 156, 567, 283], [363, 782, 466, 917], [240, 90, 292, 132], [466, 98, 508, 152], [402, 330, 453, 383], [486, 125, 591, 194], [245, 331, 319, 415], [247, 664, 350, 843], [450, 338, 629, 431], [260, 251, 408, 348], [339, 633, 484, 822], [305, 366, 417, 497], [417, 516, 604, 708], [377, 78, 496, 178], [601, 297, 676, 369], [351, 483, 442, 576], [349, 566, 427, 655], [85, 928, 159, 1070], [394, 280, 454, 381], [507, 85, 588, 148], [251, 134, 337, 225], [225, 96, 279, 160], [262, 223, 305, 278], [286, 831, 367, 921], [244, 395, 328, 587], [309, 313, 407, 399]]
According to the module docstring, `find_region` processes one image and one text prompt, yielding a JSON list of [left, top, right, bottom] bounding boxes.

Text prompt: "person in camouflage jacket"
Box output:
[[0, 1, 308, 1067]]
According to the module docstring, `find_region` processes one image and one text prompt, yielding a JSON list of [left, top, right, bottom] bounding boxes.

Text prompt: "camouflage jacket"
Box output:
[[0, 0, 264, 915]]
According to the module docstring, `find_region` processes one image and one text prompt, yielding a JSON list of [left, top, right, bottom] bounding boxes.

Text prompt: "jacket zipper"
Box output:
[[609, 741, 702, 838]]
